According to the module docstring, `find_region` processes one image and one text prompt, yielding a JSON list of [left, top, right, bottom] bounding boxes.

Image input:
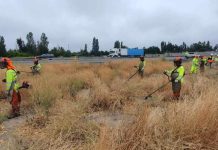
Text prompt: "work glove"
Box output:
[[19, 81, 30, 89], [2, 79, 6, 83], [23, 81, 30, 88]]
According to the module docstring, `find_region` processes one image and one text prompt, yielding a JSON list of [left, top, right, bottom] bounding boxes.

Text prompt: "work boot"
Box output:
[[7, 112, 20, 119]]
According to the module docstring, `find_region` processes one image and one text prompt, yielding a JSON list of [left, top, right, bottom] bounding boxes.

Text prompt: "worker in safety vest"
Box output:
[[207, 55, 214, 69], [164, 57, 185, 100], [31, 57, 41, 74], [0, 58, 29, 118], [190, 55, 199, 74], [199, 56, 207, 73], [135, 56, 146, 78]]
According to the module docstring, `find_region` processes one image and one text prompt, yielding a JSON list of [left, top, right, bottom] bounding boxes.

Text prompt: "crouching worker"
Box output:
[[0, 58, 30, 118], [164, 57, 185, 100], [31, 58, 41, 75], [135, 56, 146, 78]]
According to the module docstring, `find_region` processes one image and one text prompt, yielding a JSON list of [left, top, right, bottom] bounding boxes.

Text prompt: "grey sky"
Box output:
[[0, 0, 218, 51]]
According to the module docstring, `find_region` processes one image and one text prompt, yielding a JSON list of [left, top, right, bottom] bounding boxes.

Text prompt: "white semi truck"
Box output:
[[108, 48, 144, 57]]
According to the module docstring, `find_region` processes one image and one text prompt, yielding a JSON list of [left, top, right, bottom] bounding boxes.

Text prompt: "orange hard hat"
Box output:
[[1, 57, 16, 70]]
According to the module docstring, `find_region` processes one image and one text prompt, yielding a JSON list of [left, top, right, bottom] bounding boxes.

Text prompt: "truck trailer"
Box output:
[[108, 48, 144, 57]]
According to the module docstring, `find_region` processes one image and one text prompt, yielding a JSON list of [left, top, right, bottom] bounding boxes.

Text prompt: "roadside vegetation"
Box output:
[[0, 33, 217, 58], [0, 59, 217, 149]]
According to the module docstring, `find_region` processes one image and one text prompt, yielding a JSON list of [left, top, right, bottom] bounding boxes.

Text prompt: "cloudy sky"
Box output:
[[0, 0, 218, 51]]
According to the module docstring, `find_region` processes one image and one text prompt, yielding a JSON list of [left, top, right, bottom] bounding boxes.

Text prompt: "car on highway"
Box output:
[[184, 52, 199, 59], [37, 54, 55, 59]]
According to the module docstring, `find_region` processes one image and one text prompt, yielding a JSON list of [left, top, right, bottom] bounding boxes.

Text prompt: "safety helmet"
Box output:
[[0, 58, 7, 69], [140, 56, 144, 61], [174, 57, 182, 66], [0, 57, 15, 70]]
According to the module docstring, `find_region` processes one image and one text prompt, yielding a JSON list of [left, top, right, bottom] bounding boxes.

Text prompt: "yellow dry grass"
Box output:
[[0, 58, 217, 150]]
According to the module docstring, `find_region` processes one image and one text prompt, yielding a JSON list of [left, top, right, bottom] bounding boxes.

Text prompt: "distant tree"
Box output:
[[144, 46, 161, 54], [37, 33, 49, 55], [114, 41, 121, 48], [26, 32, 36, 55], [160, 41, 187, 53], [80, 44, 89, 56], [181, 42, 187, 51], [189, 41, 213, 52], [98, 51, 109, 56], [214, 44, 218, 51], [84, 44, 88, 52], [91, 37, 96, 54], [96, 39, 99, 51], [6, 50, 31, 57], [161, 41, 167, 53], [0, 36, 7, 56], [91, 37, 99, 55], [50, 46, 71, 57], [50, 47, 58, 57], [206, 41, 212, 50], [92, 37, 96, 52], [63, 50, 72, 57], [16, 38, 26, 53]]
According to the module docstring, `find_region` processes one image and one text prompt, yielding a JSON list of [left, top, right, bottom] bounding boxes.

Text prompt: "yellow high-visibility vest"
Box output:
[[6, 69, 20, 92]]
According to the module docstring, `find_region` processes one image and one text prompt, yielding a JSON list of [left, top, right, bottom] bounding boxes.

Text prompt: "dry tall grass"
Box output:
[[0, 59, 217, 149]]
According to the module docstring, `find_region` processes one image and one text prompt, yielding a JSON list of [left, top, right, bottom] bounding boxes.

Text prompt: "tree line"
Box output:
[[0, 33, 109, 57], [0, 32, 51, 57], [110, 40, 217, 55], [0, 33, 217, 57], [144, 41, 217, 54]]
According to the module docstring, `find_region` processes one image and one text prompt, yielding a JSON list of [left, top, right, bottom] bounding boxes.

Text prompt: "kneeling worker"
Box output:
[[0, 58, 29, 118], [31, 58, 41, 74], [164, 57, 185, 100]]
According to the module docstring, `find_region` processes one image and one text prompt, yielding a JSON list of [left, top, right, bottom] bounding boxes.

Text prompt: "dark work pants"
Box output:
[[172, 82, 181, 100], [138, 70, 144, 78], [10, 90, 21, 116]]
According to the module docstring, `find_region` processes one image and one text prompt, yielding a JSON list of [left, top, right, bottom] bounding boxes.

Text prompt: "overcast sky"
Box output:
[[0, 0, 218, 51]]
